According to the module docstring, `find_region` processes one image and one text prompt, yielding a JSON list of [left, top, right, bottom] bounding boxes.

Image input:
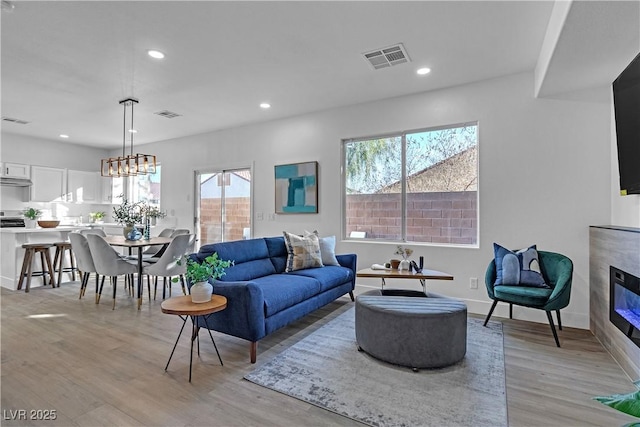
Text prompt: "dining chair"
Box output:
[[142, 228, 175, 256], [143, 234, 195, 300], [170, 229, 190, 237], [80, 228, 107, 237], [68, 232, 100, 300], [86, 234, 139, 309]]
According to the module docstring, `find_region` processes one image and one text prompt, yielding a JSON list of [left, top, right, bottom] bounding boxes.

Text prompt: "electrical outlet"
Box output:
[[256, 212, 264, 221], [268, 213, 276, 221], [470, 277, 478, 289]]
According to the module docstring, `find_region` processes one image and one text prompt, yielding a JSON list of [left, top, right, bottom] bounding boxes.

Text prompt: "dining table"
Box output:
[[103, 235, 172, 309]]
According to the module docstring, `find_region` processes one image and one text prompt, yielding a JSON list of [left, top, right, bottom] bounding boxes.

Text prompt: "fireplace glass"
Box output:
[[609, 266, 640, 348]]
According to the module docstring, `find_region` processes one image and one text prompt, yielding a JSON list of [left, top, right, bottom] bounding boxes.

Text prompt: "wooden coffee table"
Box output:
[[161, 294, 227, 382], [357, 267, 454, 294]]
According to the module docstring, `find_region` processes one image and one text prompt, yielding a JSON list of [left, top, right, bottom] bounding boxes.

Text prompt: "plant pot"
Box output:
[[399, 259, 411, 270], [390, 259, 401, 269], [190, 281, 213, 303], [24, 219, 36, 229], [123, 225, 142, 241]]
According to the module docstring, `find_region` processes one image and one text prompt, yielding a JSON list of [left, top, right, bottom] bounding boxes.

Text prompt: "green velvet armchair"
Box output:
[[483, 250, 573, 347]]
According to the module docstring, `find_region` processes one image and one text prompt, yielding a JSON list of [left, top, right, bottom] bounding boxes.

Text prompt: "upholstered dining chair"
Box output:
[[80, 228, 107, 237], [142, 234, 195, 300], [141, 228, 175, 256], [483, 250, 573, 347], [68, 232, 99, 300], [86, 234, 139, 309]]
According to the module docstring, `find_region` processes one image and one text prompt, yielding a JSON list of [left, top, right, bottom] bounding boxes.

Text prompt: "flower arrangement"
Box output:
[[145, 205, 166, 219], [23, 207, 42, 220], [394, 245, 414, 260], [112, 196, 145, 226], [175, 253, 234, 284]]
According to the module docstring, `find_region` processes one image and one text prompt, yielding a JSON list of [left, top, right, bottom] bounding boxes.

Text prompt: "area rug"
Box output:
[[244, 308, 507, 427]]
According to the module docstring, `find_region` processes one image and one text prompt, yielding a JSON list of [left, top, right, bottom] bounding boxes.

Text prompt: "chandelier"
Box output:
[[100, 98, 157, 177]]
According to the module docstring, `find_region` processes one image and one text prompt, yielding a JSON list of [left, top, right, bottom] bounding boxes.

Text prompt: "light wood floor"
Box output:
[[1, 280, 636, 426]]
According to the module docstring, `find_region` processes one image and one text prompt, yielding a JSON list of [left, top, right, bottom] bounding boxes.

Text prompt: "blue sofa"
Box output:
[[189, 236, 357, 363]]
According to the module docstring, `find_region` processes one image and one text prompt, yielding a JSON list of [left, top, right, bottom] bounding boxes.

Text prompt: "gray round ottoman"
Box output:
[[355, 289, 467, 369]]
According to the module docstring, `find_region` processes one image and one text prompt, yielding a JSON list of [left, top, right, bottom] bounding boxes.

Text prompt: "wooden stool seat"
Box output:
[[53, 241, 78, 285], [17, 243, 56, 292]]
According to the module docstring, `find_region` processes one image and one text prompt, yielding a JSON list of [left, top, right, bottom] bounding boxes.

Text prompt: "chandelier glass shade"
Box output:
[[101, 98, 157, 178]]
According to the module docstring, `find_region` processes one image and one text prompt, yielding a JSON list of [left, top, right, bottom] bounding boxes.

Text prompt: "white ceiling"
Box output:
[[1, 1, 638, 150]]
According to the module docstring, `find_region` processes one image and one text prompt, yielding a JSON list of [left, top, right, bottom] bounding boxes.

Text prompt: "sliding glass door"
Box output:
[[195, 167, 252, 246]]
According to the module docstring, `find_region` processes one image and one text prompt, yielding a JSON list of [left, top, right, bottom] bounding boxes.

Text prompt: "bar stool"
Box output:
[[53, 241, 78, 285], [17, 243, 56, 292]]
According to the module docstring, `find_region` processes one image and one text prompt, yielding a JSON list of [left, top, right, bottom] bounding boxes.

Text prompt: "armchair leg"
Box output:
[[349, 291, 355, 302], [484, 300, 498, 326], [556, 310, 562, 331], [250, 341, 258, 363], [545, 311, 561, 347], [509, 303, 513, 319]]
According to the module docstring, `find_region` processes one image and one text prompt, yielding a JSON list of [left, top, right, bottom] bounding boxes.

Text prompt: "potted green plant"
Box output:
[[593, 380, 640, 427], [23, 207, 42, 228], [176, 253, 233, 303], [112, 196, 145, 240], [89, 211, 106, 224]]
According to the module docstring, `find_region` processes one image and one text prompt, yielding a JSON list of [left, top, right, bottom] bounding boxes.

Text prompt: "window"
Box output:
[[111, 164, 161, 207], [343, 123, 478, 245]]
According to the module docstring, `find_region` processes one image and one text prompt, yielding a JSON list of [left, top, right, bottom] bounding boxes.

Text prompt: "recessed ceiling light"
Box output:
[[147, 50, 165, 59], [417, 67, 431, 75], [260, 103, 271, 109], [59, 134, 69, 138]]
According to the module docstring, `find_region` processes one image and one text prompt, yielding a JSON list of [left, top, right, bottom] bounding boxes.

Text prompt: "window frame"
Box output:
[[341, 121, 479, 247]]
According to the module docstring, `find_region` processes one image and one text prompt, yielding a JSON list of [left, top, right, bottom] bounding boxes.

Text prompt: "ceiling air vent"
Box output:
[[362, 43, 411, 70], [1, 116, 29, 125], [154, 110, 181, 119]]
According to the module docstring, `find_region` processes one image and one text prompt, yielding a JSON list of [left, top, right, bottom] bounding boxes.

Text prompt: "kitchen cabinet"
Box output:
[[67, 170, 99, 203], [30, 166, 66, 202], [100, 176, 113, 203], [1, 162, 30, 178]]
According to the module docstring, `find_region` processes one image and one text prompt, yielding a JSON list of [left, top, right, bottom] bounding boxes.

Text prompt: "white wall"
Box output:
[[137, 71, 611, 329]]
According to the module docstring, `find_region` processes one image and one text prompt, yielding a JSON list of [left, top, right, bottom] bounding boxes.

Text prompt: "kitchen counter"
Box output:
[[0, 226, 91, 290]]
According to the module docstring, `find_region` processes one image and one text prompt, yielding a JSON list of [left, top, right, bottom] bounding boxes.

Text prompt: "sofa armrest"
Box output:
[[336, 253, 358, 286], [196, 280, 267, 342]]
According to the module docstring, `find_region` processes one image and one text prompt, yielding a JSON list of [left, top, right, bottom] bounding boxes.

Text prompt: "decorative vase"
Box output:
[[143, 216, 151, 240], [390, 259, 401, 269], [190, 281, 213, 303], [123, 225, 142, 241], [399, 259, 411, 271], [25, 219, 36, 229]]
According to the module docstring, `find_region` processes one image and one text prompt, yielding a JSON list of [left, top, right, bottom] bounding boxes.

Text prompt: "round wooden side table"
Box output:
[[161, 294, 227, 382]]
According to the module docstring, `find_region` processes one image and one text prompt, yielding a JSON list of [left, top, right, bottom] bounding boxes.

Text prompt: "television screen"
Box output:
[[613, 51, 640, 195]]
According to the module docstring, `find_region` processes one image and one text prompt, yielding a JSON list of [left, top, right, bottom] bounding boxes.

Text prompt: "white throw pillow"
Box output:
[[283, 231, 323, 272]]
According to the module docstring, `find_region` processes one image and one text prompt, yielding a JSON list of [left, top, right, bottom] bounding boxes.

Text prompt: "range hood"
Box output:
[[0, 177, 33, 187]]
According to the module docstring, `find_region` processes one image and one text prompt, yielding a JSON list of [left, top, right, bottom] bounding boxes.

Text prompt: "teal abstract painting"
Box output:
[[275, 161, 318, 214]]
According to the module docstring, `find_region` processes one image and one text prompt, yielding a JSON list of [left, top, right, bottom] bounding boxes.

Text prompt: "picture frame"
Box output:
[[274, 161, 318, 214]]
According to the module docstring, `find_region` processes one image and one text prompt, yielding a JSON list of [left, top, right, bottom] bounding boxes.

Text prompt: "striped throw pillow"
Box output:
[[283, 231, 323, 272]]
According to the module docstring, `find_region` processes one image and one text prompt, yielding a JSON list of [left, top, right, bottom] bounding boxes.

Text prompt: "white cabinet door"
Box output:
[[30, 166, 67, 202], [2, 162, 30, 178], [67, 170, 99, 203], [100, 176, 113, 204]]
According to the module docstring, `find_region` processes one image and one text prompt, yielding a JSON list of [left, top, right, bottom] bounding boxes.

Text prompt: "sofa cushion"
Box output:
[[494, 285, 553, 307], [283, 231, 323, 272], [287, 265, 354, 293], [264, 236, 288, 273], [252, 274, 322, 317], [199, 238, 276, 281], [493, 243, 549, 288]]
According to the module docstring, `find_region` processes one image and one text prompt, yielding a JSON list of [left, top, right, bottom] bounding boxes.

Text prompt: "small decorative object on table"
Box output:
[[394, 245, 414, 271], [23, 207, 41, 229], [112, 195, 145, 240], [89, 211, 106, 224], [177, 253, 234, 303], [145, 205, 166, 226]]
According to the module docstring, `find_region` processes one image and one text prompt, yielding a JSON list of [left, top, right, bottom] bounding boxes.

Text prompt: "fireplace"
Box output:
[[610, 266, 640, 348]]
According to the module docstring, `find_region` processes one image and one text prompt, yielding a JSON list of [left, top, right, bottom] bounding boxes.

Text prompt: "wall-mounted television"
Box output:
[[613, 51, 640, 195]]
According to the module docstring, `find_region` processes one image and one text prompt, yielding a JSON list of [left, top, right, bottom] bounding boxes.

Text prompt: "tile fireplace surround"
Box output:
[[590, 225, 640, 379]]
